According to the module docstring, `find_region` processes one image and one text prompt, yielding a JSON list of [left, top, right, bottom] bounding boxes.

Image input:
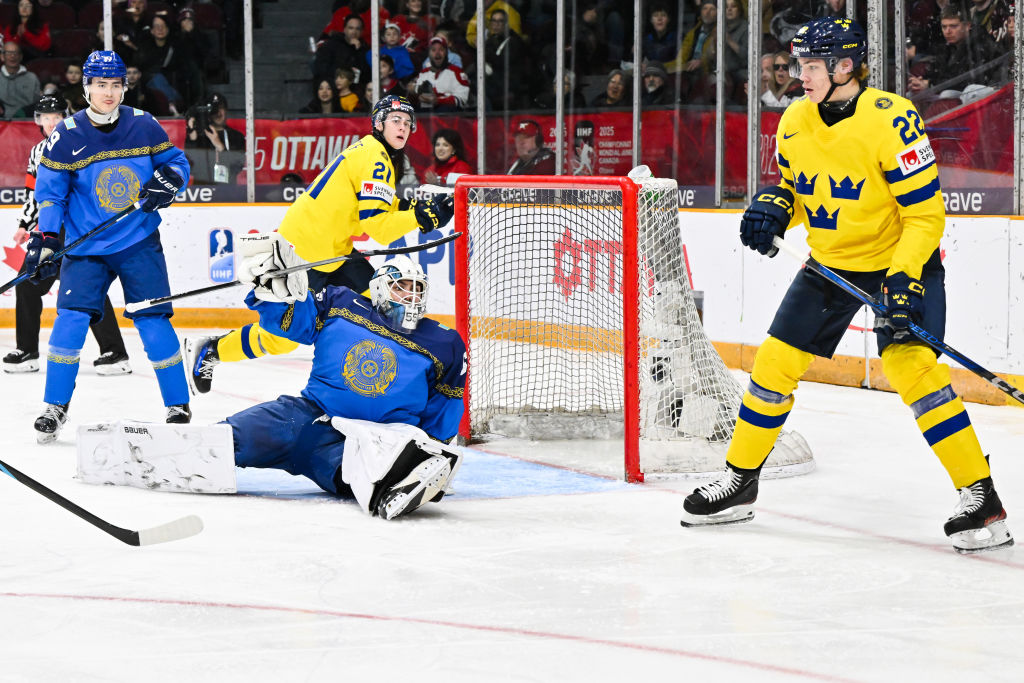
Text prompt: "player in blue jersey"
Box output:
[[680, 18, 1012, 554], [29, 50, 191, 443], [224, 245, 465, 518], [76, 250, 466, 518]]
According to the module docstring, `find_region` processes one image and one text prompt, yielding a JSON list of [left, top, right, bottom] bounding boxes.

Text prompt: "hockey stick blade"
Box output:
[[771, 236, 1024, 406], [0, 459, 203, 547], [125, 231, 463, 312], [0, 201, 141, 296], [133, 515, 204, 546]]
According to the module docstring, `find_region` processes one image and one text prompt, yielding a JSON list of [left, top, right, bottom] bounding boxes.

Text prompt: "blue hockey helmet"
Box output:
[[790, 17, 867, 73], [370, 94, 416, 132], [83, 50, 127, 81], [369, 255, 428, 331]]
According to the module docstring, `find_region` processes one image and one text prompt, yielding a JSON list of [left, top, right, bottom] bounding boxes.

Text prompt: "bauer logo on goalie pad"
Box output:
[[361, 181, 395, 204], [895, 139, 935, 176]]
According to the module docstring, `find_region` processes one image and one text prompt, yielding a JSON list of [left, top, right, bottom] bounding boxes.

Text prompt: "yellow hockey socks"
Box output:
[[726, 337, 813, 470], [882, 344, 989, 488], [216, 323, 299, 362]]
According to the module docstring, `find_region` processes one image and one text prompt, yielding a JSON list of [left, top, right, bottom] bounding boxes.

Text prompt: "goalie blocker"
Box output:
[[76, 418, 463, 520]]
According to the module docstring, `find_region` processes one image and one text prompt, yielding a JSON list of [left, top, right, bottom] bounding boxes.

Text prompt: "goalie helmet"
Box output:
[[789, 17, 867, 75], [369, 255, 428, 331]]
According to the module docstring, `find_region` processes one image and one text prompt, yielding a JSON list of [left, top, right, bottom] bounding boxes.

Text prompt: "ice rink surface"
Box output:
[[1, 328, 1023, 682]]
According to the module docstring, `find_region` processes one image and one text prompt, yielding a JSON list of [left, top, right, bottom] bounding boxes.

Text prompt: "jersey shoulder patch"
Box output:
[[359, 180, 395, 203]]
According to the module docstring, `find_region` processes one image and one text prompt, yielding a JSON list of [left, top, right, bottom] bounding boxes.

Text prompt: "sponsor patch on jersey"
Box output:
[[875, 97, 893, 109], [361, 180, 395, 203], [895, 139, 935, 175]]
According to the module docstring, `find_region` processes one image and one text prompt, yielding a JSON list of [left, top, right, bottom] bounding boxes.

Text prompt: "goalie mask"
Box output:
[[369, 255, 428, 331]]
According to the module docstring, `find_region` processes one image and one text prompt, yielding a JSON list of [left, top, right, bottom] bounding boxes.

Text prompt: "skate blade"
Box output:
[[951, 521, 1015, 554], [36, 431, 59, 445], [380, 457, 452, 521], [680, 504, 755, 527], [95, 363, 132, 376], [3, 361, 39, 373]]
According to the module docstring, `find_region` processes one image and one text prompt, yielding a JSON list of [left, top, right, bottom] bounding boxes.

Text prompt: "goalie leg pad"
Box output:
[[333, 417, 463, 517], [76, 421, 236, 493]]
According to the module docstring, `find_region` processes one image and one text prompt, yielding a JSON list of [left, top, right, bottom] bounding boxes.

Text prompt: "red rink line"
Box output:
[[763, 509, 1023, 568], [0, 591, 858, 682]]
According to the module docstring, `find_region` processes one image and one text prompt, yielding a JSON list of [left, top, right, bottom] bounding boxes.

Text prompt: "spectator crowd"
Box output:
[[0, 0, 234, 119], [306, 0, 1013, 117]]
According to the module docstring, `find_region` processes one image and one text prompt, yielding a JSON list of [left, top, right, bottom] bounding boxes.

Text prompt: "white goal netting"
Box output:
[[459, 175, 813, 480]]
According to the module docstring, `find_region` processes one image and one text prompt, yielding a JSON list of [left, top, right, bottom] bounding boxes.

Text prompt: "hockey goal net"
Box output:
[[453, 174, 813, 482]]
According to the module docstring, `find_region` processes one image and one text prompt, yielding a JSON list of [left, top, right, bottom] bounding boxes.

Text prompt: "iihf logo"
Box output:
[[208, 228, 234, 283]]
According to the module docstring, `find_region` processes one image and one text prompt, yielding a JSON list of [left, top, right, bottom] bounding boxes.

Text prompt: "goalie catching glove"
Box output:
[[238, 232, 308, 303], [410, 194, 455, 233], [24, 231, 63, 283], [740, 186, 794, 257]]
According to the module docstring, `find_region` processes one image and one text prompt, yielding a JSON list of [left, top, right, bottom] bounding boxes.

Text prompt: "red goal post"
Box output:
[[453, 174, 813, 483]]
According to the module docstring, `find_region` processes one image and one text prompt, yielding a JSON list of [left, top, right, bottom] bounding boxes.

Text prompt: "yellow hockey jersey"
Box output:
[[776, 87, 944, 279], [278, 134, 418, 272]]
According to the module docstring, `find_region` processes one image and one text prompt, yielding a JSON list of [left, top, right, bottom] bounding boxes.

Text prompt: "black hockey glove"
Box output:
[[883, 271, 925, 339], [139, 164, 185, 213], [412, 194, 455, 233], [740, 186, 794, 257], [24, 231, 62, 283]]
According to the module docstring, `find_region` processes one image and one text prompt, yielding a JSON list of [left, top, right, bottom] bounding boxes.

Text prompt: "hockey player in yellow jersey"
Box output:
[[680, 17, 1013, 554], [183, 95, 454, 394]]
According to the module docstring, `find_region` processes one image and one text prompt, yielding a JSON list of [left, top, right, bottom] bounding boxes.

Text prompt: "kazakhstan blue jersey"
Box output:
[[246, 287, 466, 442], [35, 106, 190, 255]]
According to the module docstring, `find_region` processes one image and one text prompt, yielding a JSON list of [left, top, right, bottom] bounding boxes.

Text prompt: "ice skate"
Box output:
[[944, 477, 1014, 554], [34, 402, 69, 444], [680, 463, 760, 527], [184, 336, 221, 395], [166, 404, 192, 424], [3, 349, 39, 373], [375, 455, 455, 521], [93, 350, 132, 376]]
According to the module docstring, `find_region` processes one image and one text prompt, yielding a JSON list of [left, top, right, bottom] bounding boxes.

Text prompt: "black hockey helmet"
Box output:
[[370, 94, 416, 132], [790, 17, 867, 74], [34, 94, 67, 116], [34, 94, 67, 127]]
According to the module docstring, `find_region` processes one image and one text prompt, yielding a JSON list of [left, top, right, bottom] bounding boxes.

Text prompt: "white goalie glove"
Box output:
[[238, 232, 309, 303]]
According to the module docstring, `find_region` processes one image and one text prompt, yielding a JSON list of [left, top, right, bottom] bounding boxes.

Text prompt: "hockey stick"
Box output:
[[772, 236, 1024, 406], [0, 458, 203, 546], [0, 201, 141, 296], [125, 231, 463, 313]]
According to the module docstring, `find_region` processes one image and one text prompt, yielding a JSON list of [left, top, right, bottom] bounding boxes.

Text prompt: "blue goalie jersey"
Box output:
[[35, 106, 190, 255], [246, 286, 466, 442]]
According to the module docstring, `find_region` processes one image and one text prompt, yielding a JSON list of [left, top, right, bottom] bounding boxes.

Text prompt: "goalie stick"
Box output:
[[0, 201, 141, 296], [125, 231, 463, 313], [0, 458, 203, 546], [772, 235, 1024, 406]]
